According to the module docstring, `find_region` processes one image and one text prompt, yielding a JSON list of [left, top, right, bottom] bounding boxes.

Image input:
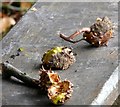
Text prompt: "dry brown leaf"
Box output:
[[0, 17, 16, 34], [0, 12, 7, 18], [20, 2, 32, 10], [2, 1, 10, 5]]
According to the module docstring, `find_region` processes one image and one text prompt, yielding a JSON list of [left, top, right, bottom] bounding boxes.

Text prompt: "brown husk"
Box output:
[[42, 47, 76, 70], [84, 16, 113, 46], [48, 80, 73, 105]]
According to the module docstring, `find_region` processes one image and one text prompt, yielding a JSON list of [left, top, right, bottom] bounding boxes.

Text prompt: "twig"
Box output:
[[60, 33, 85, 43], [1, 62, 39, 87], [59, 27, 90, 43]]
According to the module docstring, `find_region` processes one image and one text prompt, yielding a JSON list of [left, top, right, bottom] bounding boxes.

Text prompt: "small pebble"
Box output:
[[5, 60, 9, 63], [10, 55, 16, 59], [75, 70, 77, 72], [16, 52, 20, 56]]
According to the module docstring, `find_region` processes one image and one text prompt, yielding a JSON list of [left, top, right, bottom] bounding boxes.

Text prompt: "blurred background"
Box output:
[[0, 0, 35, 40]]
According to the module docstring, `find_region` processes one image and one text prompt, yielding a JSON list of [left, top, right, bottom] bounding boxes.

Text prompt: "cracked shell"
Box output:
[[39, 69, 61, 90], [42, 46, 76, 70], [48, 80, 73, 105]]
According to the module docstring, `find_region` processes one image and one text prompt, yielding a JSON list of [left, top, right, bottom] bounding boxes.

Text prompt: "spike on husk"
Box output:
[[39, 69, 61, 90]]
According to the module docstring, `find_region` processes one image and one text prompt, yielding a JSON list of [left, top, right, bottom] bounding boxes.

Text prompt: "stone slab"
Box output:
[[1, 1, 119, 106]]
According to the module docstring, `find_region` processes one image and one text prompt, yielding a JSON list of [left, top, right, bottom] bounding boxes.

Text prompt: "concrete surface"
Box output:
[[1, 1, 119, 106]]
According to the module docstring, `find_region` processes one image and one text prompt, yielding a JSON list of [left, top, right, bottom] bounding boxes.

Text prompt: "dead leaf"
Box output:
[[0, 17, 16, 34], [0, 12, 7, 18], [20, 2, 32, 10], [11, 12, 22, 22]]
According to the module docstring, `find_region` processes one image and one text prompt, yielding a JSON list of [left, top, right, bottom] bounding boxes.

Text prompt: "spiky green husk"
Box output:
[[42, 46, 76, 70], [48, 80, 73, 105]]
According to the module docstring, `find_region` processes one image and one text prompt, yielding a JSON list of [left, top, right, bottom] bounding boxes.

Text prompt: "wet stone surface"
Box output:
[[1, 2, 118, 106]]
